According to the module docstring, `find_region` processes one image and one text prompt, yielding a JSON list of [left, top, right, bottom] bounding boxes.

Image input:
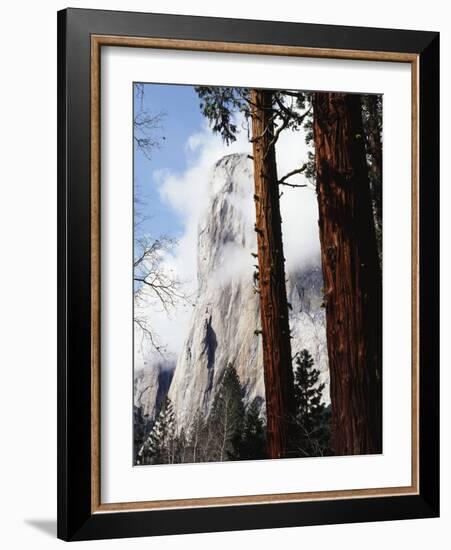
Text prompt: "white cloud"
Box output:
[[156, 119, 251, 291], [277, 126, 321, 273], [136, 116, 321, 361]]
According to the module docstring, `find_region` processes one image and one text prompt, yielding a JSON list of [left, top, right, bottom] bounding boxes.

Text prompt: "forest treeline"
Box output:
[[135, 350, 330, 465]]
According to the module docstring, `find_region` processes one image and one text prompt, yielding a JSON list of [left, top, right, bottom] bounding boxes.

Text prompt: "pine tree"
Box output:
[[133, 405, 151, 465], [138, 396, 176, 464], [291, 349, 331, 457], [208, 364, 245, 461], [239, 398, 267, 460], [294, 350, 324, 419]]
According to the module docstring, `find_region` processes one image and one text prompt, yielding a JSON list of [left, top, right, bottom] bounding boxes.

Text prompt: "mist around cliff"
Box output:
[[135, 116, 321, 366]]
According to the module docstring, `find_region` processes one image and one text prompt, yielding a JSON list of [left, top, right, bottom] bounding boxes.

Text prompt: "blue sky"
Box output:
[[134, 83, 205, 240], [133, 81, 318, 280], [132, 82, 320, 357], [132, 81, 254, 356]]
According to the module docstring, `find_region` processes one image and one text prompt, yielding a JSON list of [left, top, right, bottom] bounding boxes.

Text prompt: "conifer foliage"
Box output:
[[239, 398, 267, 460], [138, 396, 176, 465], [208, 364, 245, 461], [134, 359, 333, 464], [291, 349, 331, 457]]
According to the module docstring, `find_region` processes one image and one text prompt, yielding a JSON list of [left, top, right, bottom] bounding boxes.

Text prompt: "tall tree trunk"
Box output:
[[250, 89, 295, 459], [362, 94, 383, 261], [313, 92, 382, 455]]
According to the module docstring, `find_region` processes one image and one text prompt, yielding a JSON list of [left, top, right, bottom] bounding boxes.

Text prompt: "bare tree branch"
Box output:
[[278, 165, 308, 187], [133, 83, 166, 160], [134, 235, 194, 354], [134, 111, 165, 160], [134, 316, 167, 356]]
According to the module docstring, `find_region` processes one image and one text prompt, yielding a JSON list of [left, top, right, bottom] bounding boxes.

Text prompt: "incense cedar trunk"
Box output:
[[313, 92, 382, 456], [250, 89, 296, 459]]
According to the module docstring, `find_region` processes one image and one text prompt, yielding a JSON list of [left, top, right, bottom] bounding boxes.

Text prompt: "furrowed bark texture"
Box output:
[[251, 89, 295, 459], [313, 92, 382, 456]]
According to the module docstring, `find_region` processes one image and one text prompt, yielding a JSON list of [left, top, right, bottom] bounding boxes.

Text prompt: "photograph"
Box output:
[[132, 82, 383, 466]]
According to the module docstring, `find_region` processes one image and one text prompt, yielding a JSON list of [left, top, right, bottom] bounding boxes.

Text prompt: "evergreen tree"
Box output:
[[173, 427, 188, 464], [294, 350, 324, 418], [291, 349, 331, 457], [239, 398, 267, 460], [187, 410, 208, 463], [208, 364, 245, 461], [138, 396, 176, 464], [133, 405, 151, 465]]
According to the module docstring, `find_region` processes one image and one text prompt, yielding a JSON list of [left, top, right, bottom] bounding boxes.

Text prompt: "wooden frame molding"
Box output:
[[90, 34, 420, 515]]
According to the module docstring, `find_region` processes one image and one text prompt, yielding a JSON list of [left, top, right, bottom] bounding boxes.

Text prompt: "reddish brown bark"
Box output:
[[251, 89, 295, 459], [313, 92, 382, 455]]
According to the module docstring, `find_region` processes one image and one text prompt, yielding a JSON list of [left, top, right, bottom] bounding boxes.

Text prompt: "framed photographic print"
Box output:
[[57, 8, 440, 541]]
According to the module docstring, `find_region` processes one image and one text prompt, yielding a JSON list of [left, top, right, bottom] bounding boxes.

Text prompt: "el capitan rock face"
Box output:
[[135, 153, 329, 430]]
